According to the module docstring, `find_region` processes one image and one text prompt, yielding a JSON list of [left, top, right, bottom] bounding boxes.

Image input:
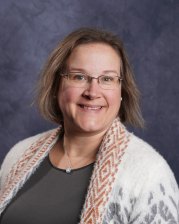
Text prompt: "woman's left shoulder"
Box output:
[[128, 134, 171, 167], [105, 132, 179, 223], [126, 134, 178, 188]]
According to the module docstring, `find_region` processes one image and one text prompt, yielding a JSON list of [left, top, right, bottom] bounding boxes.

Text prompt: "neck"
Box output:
[[62, 129, 107, 158]]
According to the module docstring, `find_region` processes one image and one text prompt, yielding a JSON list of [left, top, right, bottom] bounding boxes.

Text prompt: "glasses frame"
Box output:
[[61, 71, 123, 90]]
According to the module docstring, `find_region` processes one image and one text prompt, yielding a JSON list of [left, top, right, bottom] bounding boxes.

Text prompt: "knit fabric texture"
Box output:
[[0, 118, 179, 223]]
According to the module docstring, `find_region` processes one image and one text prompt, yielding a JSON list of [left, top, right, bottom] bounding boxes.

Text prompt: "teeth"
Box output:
[[81, 105, 102, 110]]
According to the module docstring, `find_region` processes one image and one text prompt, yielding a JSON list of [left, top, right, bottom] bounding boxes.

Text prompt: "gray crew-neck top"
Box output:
[[0, 156, 94, 224]]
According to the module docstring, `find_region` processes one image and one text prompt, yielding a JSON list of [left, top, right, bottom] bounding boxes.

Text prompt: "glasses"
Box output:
[[61, 71, 123, 90]]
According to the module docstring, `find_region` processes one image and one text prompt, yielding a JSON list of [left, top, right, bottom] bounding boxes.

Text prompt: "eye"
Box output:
[[101, 75, 115, 82], [70, 73, 86, 81]]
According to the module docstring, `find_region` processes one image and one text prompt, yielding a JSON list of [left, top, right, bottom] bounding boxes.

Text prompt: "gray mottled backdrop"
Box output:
[[0, 0, 178, 183]]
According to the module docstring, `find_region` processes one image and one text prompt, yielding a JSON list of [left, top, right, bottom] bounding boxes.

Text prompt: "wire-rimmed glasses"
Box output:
[[61, 71, 123, 90]]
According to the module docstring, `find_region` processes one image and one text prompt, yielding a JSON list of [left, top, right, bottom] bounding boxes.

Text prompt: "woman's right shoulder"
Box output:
[[0, 129, 55, 178]]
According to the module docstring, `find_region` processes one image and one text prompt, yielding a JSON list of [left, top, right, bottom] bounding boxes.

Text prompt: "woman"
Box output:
[[0, 28, 178, 224]]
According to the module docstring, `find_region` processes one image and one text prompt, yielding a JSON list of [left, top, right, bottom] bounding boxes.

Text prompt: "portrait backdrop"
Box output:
[[0, 0, 178, 183]]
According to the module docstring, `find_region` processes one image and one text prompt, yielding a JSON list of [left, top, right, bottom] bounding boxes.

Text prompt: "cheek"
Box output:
[[57, 85, 80, 108], [107, 89, 121, 109]]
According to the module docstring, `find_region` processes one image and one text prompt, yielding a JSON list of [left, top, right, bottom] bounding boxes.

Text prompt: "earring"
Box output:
[[121, 97, 122, 101]]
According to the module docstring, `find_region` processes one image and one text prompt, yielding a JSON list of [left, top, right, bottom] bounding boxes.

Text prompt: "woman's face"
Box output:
[[58, 43, 122, 135]]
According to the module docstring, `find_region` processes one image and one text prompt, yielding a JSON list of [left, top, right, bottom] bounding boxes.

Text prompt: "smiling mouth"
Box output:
[[78, 104, 103, 110]]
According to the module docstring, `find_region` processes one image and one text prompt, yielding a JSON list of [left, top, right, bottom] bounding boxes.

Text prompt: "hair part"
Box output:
[[36, 27, 144, 128]]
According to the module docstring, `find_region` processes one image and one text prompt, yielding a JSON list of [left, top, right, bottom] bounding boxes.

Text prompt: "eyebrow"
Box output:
[[68, 67, 119, 74]]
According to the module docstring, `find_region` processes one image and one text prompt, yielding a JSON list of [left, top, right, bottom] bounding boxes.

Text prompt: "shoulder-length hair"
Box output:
[[36, 27, 144, 128]]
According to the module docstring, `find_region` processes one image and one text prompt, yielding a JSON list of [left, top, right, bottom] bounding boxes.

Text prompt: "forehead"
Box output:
[[70, 42, 120, 58], [66, 43, 121, 72]]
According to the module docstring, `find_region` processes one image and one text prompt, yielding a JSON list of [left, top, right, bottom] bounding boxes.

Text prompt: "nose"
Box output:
[[82, 78, 101, 99]]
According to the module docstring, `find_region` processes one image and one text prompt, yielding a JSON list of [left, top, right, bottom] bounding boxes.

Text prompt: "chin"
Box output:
[[77, 121, 110, 134]]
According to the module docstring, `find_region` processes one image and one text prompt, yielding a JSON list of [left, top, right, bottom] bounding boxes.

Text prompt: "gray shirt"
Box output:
[[0, 156, 94, 224]]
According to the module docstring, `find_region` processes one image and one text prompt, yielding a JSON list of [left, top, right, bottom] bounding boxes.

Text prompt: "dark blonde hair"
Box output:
[[36, 27, 144, 127]]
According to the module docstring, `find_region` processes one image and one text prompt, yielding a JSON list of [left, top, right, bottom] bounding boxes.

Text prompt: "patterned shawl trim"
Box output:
[[0, 118, 130, 223], [0, 127, 60, 214], [80, 118, 130, 223]]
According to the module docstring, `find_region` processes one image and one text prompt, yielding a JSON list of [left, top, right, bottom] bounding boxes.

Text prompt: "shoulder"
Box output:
[[127, 134, 166, 165], [126, 134, 172, 170], [112, 133, 179, 221], [2, 129, 55, 165], [0, 129, 57, 185], [123, 134, 179, 222], [119, 133, 179, 193]]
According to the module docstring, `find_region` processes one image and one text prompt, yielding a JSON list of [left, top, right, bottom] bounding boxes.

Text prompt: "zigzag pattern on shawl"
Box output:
[[80, 118, 130, 224], [4, 135, 49, 190], [0, 127, 61, 214]]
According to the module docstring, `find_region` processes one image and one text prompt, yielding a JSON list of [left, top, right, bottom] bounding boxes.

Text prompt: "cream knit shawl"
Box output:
[[1, 118, 179, 223], [0, 118, 130, 223]]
